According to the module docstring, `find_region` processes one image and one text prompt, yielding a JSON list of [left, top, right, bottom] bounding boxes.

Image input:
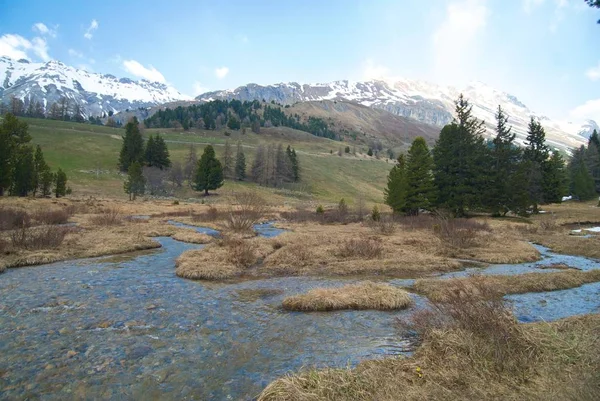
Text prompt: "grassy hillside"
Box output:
[[24, 117, 395, 204]]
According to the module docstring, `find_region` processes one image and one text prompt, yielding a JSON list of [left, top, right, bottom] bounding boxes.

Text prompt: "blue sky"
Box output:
[[1, 0, 599, 122]]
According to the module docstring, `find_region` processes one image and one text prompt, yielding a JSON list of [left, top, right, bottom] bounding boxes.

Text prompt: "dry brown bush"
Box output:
[[224, 238, 257, 268], [337, 237, 383, 259], [368, 215, 396, 235], [226, 192, 267, 232], [32, 208, 71, 225], [398, 214, 436, 230], [10, 225, 71, 250], [89, 207, 122, 226], [434, 215, 491, 249], [0, 206, 30, 230]]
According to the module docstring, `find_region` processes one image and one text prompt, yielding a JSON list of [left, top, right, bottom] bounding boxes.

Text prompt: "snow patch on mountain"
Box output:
[[0, 56, 190, 116]]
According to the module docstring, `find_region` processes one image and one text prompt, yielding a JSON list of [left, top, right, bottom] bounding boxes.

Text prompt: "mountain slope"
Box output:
[[197, 79, 590, 152], [0, 57, 190, 116]]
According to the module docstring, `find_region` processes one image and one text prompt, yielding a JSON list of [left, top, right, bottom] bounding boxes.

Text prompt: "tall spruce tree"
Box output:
[[251, 145, 266, 185], [569, 146, 596, 200], [54, 168, 67, 198], [405, 137, 435, 215], [118, 118, 144, 172], [234, 141, 246, 181], [184, 144, 198, 184], [222, 139, 234, 178], [194, 145, 224, 195], [584, 138, 600, 193], [486, 106, 519, 215], [523, 118, 550, 212], [10, 145, 35, 196], [384, 154, 408, 213], [147, 134, 171, 170], [144, 135, 156, 167], [432, 95, 487, 216], [286, 145, 299, 182], [124, 161, 145, 200], [33, 145, 50, 196], [543, 152, 568, 204]]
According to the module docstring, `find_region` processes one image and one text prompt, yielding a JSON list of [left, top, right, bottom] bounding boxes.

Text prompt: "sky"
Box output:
[[1, 0, 599, 123]]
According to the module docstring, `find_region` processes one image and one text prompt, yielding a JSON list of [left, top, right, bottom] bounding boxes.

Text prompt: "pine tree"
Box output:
[[118, 118, 144, 172], [523, 118, 550, 212], [275, 143, 292, 186], [0, 118, 13, 196], [144, 135, 156, 167], [55, 168, 67, 198], [10, 145, 35, 196], [0, 113, 32, 196], [194, 145, 224, 195], [124, 161, 145, 200], [40, 169, 54, 197], [222, 139, 233, 178], [485, 106, 520, 215], [432, 95, 487, 217], [286, 145, 299, 182], [584, 139, 600, 193], [384, 154, 408, 213], [569, 146, 596, 200], [184, 144, 198, 184], [509, 160, 532, 216], [234, 141, 246, 181], [543, 152, 568, 203], [405, 137, 435, 215], [251, 145, 266, 185], [33, 145, 50, 196]]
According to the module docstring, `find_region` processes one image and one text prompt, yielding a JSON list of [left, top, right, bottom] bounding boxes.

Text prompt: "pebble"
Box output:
[[67, 350, 77, 358]]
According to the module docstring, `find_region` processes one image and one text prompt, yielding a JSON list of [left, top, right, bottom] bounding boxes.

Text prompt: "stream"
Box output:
[[0, 224, 598, 399]]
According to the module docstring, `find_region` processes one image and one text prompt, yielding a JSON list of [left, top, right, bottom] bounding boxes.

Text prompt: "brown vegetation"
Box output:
[[225, 191, 267, 232], [415, 270, 600, 301], [282, 282, 413, 311], [259, 279, 600, 401], [89, 207, 122, 226], [170, 230, 213, 244]]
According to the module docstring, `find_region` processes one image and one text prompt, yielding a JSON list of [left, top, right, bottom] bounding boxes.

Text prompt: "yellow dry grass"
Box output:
[[282, 282, 413, 311], [415, 270, 600, 301], [171, 230, 213, 244], [258, 314, 600, 401]]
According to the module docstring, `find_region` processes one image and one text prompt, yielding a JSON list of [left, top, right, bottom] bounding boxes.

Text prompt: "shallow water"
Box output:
[[0, 237, 420, 400], [1, 233, 598, 399]]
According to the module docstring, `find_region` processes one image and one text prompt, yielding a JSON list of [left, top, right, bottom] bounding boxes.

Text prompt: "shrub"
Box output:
[[398, 214, 436, 230], [226, 192, 266, 232], [90, 207, 122, 226], [371, 205, 381, 222], [369, 215, 396, 236], [337, 237, 383, 259], [172, 200, 180, 205], [224, 238, 256, 268], [316, 205, 324, 215], [10, 225, 71, 250], [433, 215, 490, 249], [0, 207, 30, 231], [32, 208, 71, 225], [337, 198, 348, 221]]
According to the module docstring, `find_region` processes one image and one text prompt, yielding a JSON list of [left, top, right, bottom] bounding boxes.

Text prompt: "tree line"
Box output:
[[120, 117, 301, 199], [0, 113, 69, 198], [385, 95, 575, 217], [568, 130, 600, 200], [1, 96, 106, 125], [144, 99, 338, 139]]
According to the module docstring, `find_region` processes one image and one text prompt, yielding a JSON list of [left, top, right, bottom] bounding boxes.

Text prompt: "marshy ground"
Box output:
[[1, 195, 599, 399]]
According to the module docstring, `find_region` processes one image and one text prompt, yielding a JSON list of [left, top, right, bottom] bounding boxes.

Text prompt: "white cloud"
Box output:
[[215, 66, 229, 79], [523, 0, 545, 14], [68, 48, 83, 58], [362, 59, 390, 80], [31, 37, 50, 61], [570, 99, 600, 123], [0, 33, 50, 61], [32, 22, 57, 38], [0, 34, 32, 60], [431, 0, 489, 85], [192, 81, 209, 95], [84, 19, 99, 40], [586, 62, 600, 81], [123, 59, 166, 83]]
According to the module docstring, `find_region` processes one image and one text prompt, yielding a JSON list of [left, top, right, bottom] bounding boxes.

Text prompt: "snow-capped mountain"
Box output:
[[197, 79, 591, 152], [0, 57, 190, 116]]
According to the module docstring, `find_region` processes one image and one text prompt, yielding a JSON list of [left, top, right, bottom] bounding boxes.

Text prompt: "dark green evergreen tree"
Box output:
[[222, 139, 233, 178], [54, 168, 67, 198], [144, 135, 156, 167], [194, 145, 224, 195], [569, 146, 596, 200], [486, 106, 519, 215], [33, 145, 50, 196], [384, 154, 408, 213], [286, 145, 299, 182], [151, 135, 171, 170], [584, 138, 600, 193], [432, 95, 487, 217], [40, 169, 54, 197], [404, 137, 435, 215], [118, 118, 144, 172], [124, 161, 146, 200], [234, 141, 246, 181], [10, 145, 35, 196], [543, 152, 568, 204], [523, 118, 549, 212]]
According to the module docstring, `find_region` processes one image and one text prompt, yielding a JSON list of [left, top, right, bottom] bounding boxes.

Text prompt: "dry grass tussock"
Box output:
[[31, 208, 72, 225], [9, 224, 72, 250], [175, 236, 274, 280], [89, 206, 122, 226], [259, 280, 600, 401], [170, 230, 213, 244], [282, 282, 413, 311], [225, 191, 267, 233], [415, 270, 600, 301], [0, 206, 31, 230]]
